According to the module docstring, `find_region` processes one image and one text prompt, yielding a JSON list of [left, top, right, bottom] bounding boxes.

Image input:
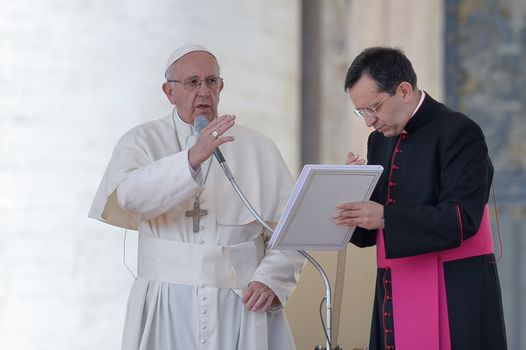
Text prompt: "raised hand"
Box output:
[[188, 114, 236, 169]]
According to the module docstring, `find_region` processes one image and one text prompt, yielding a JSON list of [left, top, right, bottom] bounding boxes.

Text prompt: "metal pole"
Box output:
[[221, 161, 333, 348]]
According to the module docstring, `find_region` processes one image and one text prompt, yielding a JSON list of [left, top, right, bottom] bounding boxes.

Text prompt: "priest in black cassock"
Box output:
[[334, 47, 507, 350]]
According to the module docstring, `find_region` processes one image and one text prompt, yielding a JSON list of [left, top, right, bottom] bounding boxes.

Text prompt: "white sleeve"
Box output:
[[116, 149, 202, 220], [250, 248, 305, 308]]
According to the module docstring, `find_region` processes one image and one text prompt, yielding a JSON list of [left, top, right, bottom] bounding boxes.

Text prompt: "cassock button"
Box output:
[[384, 329, 393, 334], [201, 339, 207, 344], [395, 148, 402, 154], [201, 325, 207, 330], [391, 165, 400, 170], [388, 198, 396, 204], [389, 181, 397, 187], [201, 310, 208, 315], [198, 239, 205, 244], [201, 295, 207, 301]]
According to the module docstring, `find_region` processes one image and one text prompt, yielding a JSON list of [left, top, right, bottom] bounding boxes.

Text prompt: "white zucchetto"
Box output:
[[164, 44, 216, 77]]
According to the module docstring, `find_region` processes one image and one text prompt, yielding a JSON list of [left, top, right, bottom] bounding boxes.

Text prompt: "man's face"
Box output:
[[348, 75, 407, 138], [163, 51, 223, 124]]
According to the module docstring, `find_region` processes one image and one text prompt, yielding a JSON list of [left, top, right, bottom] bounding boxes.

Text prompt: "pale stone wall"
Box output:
[[0, 1, 299, 349]]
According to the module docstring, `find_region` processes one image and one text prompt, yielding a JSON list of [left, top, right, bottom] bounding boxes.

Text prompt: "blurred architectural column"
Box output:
[[301, 0, 322, 165], [445, 1, 526, 349]]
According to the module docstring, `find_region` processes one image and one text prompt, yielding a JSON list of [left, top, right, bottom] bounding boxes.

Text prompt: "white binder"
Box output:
[[269, 164, 383, 251]]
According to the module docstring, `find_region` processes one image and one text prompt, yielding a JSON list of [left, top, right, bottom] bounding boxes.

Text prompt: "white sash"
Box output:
[[137, 235, 269, 350], [137, 236, 264, 290]]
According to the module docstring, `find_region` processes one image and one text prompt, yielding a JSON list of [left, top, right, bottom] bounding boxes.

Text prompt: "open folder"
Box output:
[[269, 164, 383, 251]]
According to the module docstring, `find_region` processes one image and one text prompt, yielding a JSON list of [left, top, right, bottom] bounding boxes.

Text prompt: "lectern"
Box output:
[[269, 164, 383, 349]]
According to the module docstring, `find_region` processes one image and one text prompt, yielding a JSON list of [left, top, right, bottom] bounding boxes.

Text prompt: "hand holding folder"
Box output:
[[269, 164, 383, 251]]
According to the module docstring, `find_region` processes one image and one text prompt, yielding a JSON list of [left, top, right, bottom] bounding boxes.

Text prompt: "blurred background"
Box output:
[[1, 0, 525, 349]]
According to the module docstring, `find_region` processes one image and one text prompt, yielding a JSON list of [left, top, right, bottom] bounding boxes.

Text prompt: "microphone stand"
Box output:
[[218, 160, 340, 350]]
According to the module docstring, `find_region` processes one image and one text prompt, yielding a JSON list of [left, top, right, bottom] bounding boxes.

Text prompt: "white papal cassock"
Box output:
[[89, 112, 304, 350]]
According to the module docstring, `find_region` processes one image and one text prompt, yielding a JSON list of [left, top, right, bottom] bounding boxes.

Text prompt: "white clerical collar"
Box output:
[[401, 90, 425, 134], [411, 90, 426, 118], [172, 109, 196, 139]]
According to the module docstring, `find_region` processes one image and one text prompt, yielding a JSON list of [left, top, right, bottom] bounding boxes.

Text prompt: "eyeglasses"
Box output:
[[167, 75, 223, 91], [354, 94, 390, 119]]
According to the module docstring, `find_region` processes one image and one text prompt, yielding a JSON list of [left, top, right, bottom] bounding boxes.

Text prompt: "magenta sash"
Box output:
[[376, 205, 494, 350]]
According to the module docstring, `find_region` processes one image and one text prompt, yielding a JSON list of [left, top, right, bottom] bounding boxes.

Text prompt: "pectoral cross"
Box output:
[[186, 200, 208, 233]]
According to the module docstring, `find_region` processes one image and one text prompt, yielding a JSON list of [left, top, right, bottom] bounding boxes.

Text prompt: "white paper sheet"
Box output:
[[269, 164, 383, 251]]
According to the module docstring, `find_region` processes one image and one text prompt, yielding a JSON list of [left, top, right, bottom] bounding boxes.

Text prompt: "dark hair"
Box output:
[[344, 47, 417, 94]]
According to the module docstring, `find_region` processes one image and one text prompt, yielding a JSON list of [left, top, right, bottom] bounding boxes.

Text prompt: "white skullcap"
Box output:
[[164, 44, 216, 77]]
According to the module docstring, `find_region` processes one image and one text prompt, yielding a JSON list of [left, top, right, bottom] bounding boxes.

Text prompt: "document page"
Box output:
[[269, 164, 383, 251]]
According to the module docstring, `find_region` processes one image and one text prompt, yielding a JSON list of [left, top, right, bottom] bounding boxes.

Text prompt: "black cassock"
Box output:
[[351, 93, 507, 350]]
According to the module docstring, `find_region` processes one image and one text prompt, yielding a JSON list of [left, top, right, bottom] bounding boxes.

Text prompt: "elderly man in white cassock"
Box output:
[[89, 44, 305, 350]]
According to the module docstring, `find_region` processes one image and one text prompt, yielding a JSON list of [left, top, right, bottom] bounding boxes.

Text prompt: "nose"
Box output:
[[364, 115, 377, 128], [196, 80, 210, 96]]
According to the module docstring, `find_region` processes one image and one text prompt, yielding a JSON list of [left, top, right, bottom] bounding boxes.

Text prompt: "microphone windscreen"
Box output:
[[194, 116, 209, 134]]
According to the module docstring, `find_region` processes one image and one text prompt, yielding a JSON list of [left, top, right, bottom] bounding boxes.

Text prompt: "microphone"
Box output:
[[193, 116, 226, 164]]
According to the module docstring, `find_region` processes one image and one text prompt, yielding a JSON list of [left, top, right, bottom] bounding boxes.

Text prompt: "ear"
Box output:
[[398, 82, 415, 102], [162, 82, 176, 105]]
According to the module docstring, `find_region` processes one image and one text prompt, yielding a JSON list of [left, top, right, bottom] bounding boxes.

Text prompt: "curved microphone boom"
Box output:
[[194, 116, 332, 349], [193, 115, 270, 229], [194, 116, 226, 163]]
